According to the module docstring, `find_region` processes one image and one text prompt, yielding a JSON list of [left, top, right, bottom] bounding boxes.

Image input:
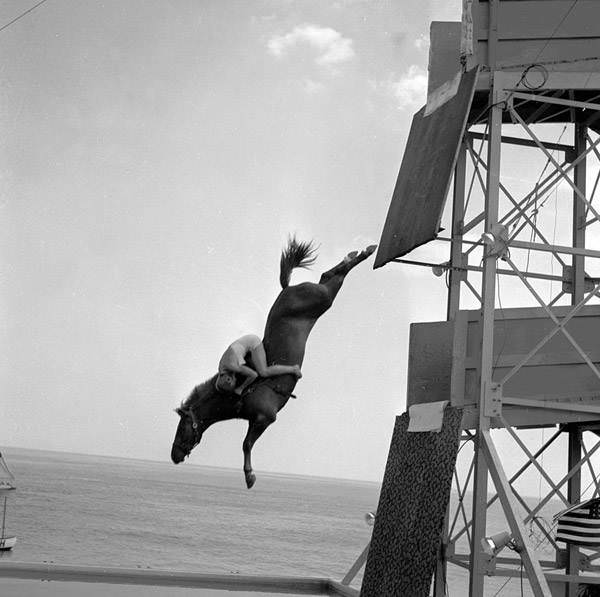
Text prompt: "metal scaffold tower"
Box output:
[[444, 75, 600, 596], [368, 1, 600, 595]]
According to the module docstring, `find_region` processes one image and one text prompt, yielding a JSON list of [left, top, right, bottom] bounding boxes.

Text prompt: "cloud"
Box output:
[[371, 65, 427, 109], [392, 65, 428, 105], [267, 24, 355, 66], [414, 34, 429, 51], [302, 79, 326, 94]]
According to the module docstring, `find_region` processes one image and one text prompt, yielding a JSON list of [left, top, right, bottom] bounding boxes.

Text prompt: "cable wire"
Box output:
[[0, 0, 50, 34], [491, 575, 514, 597], [532, 0, 580, 64]]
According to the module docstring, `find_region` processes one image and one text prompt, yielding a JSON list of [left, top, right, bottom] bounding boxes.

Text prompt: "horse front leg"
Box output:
[[242, 417, 273, 489]]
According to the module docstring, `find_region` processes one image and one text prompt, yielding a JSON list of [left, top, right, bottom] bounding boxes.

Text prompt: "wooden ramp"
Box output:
[[360, 407, 462, 597]]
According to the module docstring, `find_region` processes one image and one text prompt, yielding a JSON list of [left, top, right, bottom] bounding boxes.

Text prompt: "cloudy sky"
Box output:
[[2, 0, 590, 492]]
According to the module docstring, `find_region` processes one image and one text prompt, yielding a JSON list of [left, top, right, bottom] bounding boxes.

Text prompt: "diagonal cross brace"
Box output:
[[462, 154, 569, 236], [465, 141, 567, 269], [510, 106, 600, 224], [499, 261, 600, 387], [481, 430, 552, 597], [500, 414, 569, 508], [449, 454, 475, 545], [463, 106, 597, 237], [525, 436, 600, 524], [451, 429, 562, 545]]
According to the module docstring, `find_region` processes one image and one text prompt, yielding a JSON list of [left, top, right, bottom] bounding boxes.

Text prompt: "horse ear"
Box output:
[[174, 407, 184, 417]]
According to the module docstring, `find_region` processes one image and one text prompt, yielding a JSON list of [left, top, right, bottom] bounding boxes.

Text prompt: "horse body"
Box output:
[[263, 283, 331, 367], [171, 238, 375, 488]]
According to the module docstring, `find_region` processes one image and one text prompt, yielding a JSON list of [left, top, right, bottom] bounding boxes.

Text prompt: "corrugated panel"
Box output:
[[374, 67, 478, 269]]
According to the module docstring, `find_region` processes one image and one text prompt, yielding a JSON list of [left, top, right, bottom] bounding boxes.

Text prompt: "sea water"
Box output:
[[0, 447, 563, 596]]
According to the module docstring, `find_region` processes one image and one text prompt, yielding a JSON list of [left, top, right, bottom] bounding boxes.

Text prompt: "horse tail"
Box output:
[[279, 235, 318, 288]]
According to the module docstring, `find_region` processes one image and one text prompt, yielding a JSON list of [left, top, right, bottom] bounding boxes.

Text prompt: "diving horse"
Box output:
[[170, 237, 376, 488]]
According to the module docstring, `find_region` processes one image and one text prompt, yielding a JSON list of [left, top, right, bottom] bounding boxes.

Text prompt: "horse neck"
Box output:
[[187, 376, 239, 423]]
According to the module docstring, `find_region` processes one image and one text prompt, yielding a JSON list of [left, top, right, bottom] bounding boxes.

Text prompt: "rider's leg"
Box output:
[[250, 343, 302, 378]]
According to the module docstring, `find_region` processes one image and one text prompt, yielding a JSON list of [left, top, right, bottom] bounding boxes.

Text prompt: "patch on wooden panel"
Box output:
[[360, 408, 462, 597]]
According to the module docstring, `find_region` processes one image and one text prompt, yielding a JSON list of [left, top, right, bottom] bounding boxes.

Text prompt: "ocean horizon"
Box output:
[[2, 445, 379, 487], [0, 446, 564, 596]]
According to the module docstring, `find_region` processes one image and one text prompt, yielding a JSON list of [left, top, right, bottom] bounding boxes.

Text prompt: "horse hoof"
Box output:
[[365, 244, 377, 255], [245, 472, 256, 489]]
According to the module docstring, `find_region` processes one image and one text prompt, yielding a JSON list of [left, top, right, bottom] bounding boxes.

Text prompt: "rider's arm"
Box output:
[[234, 364, 258, 394]]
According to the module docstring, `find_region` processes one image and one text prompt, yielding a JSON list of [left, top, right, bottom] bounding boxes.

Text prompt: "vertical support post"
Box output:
[[447, 141, 467, 321], [434, 142, 468, 597], [566, 428, 582, 597], [487, 0, 499, 71], [469, 74, 503, 597], [572, 123, 587, 303], [566, 123, 586, 597], [470, 4, 501, 593]]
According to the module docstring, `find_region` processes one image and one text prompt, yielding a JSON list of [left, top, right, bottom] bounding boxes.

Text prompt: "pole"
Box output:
[[566, 123, 586, 597], [447, 142, 467, 321], [434, 142, 468, 597], [469, 71, 503, 597], [1, 497, 6, 537]]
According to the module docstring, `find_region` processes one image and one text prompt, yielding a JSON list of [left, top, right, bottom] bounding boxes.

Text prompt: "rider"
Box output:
[[215, 334, 302, 395]]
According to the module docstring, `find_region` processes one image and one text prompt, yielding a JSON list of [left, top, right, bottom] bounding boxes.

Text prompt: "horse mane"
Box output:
[[181, 374, 219, 409], [279, 235, 318, 289]]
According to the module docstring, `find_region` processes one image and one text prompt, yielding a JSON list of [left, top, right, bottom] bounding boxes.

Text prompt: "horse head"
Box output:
[[171, 378, 217, 463], [170, 375, 240, 464], [171, 403, 205, 463]]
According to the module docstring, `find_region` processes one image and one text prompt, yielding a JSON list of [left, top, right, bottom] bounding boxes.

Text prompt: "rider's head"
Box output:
[[216, 371, 236, 393]]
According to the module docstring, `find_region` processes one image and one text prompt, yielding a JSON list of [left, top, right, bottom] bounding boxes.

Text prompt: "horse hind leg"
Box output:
[[242, 416, 274, 489], [318, 245, 377, 285]]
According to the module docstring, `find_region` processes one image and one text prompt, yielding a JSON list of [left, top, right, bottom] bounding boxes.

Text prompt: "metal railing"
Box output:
[[0, 562, 359, 596]]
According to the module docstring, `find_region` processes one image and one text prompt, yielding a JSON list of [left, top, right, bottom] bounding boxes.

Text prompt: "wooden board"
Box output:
[[407, 317, 466, 408], [472, 0, 600, 87], [428, 22, 462, 95], [407, 305, 600, 429], [374, 68, 478, 268], [476, 39, 600, 72], [474, 1, 600, 42]]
